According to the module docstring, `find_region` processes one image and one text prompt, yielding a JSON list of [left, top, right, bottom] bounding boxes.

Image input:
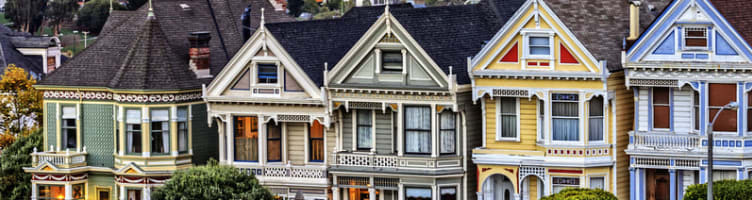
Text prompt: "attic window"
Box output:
[[257, 64, 278, 84], [381, 50, 403, 73], [684, 27, 708, 49]]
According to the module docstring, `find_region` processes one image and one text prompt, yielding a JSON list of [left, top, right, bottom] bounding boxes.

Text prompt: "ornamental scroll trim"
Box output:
[[492, 89, 529, 97], [348, 102, 382, 110], [519, 167, 546, 183], [277, 115, 311, 122], [628, 79, 678, 87], [43, 90, 202, 103]]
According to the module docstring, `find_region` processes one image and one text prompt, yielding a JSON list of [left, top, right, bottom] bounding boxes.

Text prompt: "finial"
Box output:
[[260, 8, 266, 26], [385, 3, 390, 14], [148, 0, 155, 18]]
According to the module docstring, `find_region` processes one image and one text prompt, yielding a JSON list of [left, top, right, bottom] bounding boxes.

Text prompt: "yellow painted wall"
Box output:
[[528, 176, 538, 200], [485, 97, 539, 151]]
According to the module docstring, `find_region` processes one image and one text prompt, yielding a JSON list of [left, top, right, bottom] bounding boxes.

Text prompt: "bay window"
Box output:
[[709, 83, 737, 132], [498, 98, 518, 140], [589, 97, 604, 141], [552, 94, 579, 141], [310, 121, 325, 162], [150, 109, 170, 154], [356, 110, 373, 150], [61, 106, 77, 150], [439, 111, 456, 154], [405, 188, 432, 200], [126, 109, 142, 154], [552, 177, 579, 194], [234, 116, 259, 162], [177, 107, 188, 153], [38, 184, 84, 200], [652, 88, 670, 129], [267, 121, 281, 162], [405, 106, 431, 154]]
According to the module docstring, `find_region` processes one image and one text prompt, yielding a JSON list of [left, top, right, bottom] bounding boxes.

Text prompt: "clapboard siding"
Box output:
[[342, 111, 352, 151], [375, 112, 393, 154], [609, 73, 634, 200], [287, 122, 306, 165], [485, 97, 539, 151], [326, 126, 336, 161], [674, 86, 694, 133], [638, 87, 649, 131]]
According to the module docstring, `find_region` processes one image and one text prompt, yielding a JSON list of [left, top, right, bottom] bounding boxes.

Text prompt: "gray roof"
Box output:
[[39, 0, 293, 90], [0, 25, 54, 78]]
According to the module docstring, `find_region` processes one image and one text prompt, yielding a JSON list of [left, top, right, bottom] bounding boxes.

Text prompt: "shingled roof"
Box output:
[[543, 0, 670, 72], [708, 0, 752, 48], [39, 0, 292, 90], [0, 25, 55, 78], [266, 0, 525, 86]]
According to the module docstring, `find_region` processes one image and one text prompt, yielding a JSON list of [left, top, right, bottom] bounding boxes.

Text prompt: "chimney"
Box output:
[[241, 5, 253, 42], [188, 31, 212, 78], [628, 0, 642, 41]]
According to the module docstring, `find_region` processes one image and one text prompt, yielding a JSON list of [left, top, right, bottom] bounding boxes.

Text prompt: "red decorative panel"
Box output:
[[528, 62, 538, 66], [504, 168, 514, 173], [499, 43, 519, 63], [539, 62, 550, 66], [560, 44, 579, 64]]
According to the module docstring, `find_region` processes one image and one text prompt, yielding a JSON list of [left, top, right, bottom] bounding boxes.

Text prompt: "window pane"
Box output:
[[405, 106, 431, 154], [178, 122, 188, 152], [440, 112, 455, 129], [553, 102, 578, 117], [539, 100, 545, 140], [151, 109, 169, 122], [151, 121, 169, 153], [234, 116, 259, 161], [357, 110, 372, 149], [405, 107, 431, 129], [310, 121, 324, 161], [709, 84, 736, 107], [530, 37, 549, 45], [267, 122, 281, 161], [382, 51, 403, 71], [589, 97, 604, 116], [357, 110, 372, 125], [127, 124, 141, 153], [501, 115, 517, 138], [590, 177, 605, 190], [406, 188, 432, 200], [440, 187, 457, 200], [589, 117, 603, 141], [501, 98, 516, 114], [126, 109, 141, 124], [257, 64, 278, 84], [62, 106, 76, 119], [654, 106, 670, 129], [440, 112, 455, 154], [710, 108, 737, 132], [695, 92, 700, 130], [686, 38, 707, 47], [553, 119, 579, 141], [653, 88, 670, 105], [530, 47, 550, 55], [440, 131, 455, 154]]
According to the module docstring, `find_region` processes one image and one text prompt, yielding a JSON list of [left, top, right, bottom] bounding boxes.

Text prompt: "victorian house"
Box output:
[[469, 0, 667, 199], [0, 24, 63, 79], [23, 0, 290, 199], [624, 0, 752, 199]]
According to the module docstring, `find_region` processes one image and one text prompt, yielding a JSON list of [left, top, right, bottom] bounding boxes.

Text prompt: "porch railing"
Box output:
[[331, 152, 462, 169], [237, 165, 328, 185], [31, 148, 87, 168], [629, 132, 701, 151]]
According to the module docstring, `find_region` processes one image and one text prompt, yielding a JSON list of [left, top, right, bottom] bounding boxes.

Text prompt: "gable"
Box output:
[[327, 9, 449, 89], [471, 0, 600, 74], [628, 0, 752, 63], [206, 26, 320, 100]]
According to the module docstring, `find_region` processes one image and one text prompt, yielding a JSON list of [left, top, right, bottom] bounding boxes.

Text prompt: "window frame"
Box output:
[[694, 91, 701, 132], [588, 96, 605, 142], [150, 108, 171, 155], [496, 97, 520, 141], [552, 176, 580, 194], [356, 110, 373, 151], [683, 26, 709, 50], [522, 31, 555, 60], [439, 111, 456, 155], [309, 121, 325, 162], [177, 106, 189, 153], [256, 63, 279, 85], [234, 116, 259, 162], [708, 83, 738, 133], [538, 99, 545, 142], [125, 108, 142, 155], [266, 121, 282, 162], [551, 93, 581, 142], [404, 106, 433, 155], [380, 49, 404, 73], [60, 105, 77, 150], [651, 88, 671, 130]]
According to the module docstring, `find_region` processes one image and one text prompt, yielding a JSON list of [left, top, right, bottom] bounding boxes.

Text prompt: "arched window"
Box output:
[[504, 190, 510, 200]]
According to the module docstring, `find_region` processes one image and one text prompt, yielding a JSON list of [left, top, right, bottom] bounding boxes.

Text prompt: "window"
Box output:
[[126, 109, 142, 154], [38, 184, 84, 200], [695, 91, 700, 131], [552, 94, 579, 141], [709, 84, 737, 132], [713, 170, 736, 181], [498, 98, 518, 140], [310, 121, 325, 162], [589, 97, 604, 141], [61, 106, 77, 150], [749, 91, 752, 132], [177, 107, 188, 153], [356, 110, 373, 150], [590, 177, 605, 190], [234, 116, 259, 162], [440, 187, 457, 200], [539, 100, 545, 141], [126, 188, 142, 200], [552, 177, 580, 194], [653, 88, 670, 129], [267, 121, 281, 162], [381, 50, 403, 73], [529, 36, 551, 56], [439, 111, 456, 154], [405, 106, 431, 154], [405, 188, 432, 200], [685, 27, 708, 48], [257, 64, 278, 84], [151, 109, 170, 154], [97, 188, 111, 200]]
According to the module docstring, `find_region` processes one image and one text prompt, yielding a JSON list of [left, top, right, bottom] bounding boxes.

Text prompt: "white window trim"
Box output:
[[682, 26, 710, 51], [521, 30, 555, 68], [550, 93, 583, 145], [651, 88, 672, 131], [537, 99, 545, 144], [586, 174, 608, 191], [588, 96, 607, 144], [550, 176, 582, 194], [253, 61, 282, 87], [496, 97, 520, 142]]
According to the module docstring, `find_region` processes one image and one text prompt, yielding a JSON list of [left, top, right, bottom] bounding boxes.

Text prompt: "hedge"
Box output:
[[541, 188, 617, 200], [684, 179, 752, 200]]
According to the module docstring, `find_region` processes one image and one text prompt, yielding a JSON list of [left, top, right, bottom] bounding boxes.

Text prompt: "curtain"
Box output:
[[405, 107, 431, 153], [127, 127, 134, 153], [357, 110, 372, 149], [440, 112, 455, 154], [500, 98, 517, 138], [553, 101, 579, 141], [589, 97, 604, 141], [406, 188, 432, 200], [161, 122, 169, 153]]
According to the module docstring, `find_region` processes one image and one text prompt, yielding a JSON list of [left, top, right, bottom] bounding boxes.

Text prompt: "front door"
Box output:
[[646, 169, 670, 200]]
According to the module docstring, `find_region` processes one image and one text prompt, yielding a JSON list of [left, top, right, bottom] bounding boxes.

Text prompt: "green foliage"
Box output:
[[325, 0, 342, 11], [683, 179, 752, 200], [151, 160, 274, 200], [287, 0, 305, 17], [0, 130, 42, 200], [76, 0, 125, 34], [126, 0, 148, 10], [45, 0, 79, 35], [541, 188, 617, 200], [302, 0, 322, 15], [313, 10, 340, 20], [0, 65, 43, 138], [361, 0, 371, 6], [4, 0, 47, 32]]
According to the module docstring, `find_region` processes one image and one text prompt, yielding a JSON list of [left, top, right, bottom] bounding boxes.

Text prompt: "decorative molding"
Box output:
[[628, 79, 679, 87], [276, 114, 310, 122], [492, 89, 529, 97], [32, 173, 87, 182], [43, 90, 202, 103]]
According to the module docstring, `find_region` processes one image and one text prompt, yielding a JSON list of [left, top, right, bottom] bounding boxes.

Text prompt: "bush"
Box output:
[[541, 188, 617, 200], [683, 179, 752, 200], [0, 129, 42, 200], [151, 159, 274, 200]]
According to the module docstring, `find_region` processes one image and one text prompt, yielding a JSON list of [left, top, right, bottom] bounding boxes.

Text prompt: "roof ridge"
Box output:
[[109, 20, 152, 88]]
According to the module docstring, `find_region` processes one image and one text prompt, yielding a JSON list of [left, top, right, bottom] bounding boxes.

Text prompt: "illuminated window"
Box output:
[[310, 121, 325, 162], [235, 116, 259, 162]]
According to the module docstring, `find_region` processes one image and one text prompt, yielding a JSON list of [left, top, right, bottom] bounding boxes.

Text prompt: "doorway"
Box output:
[[646, 169, 670, 200]]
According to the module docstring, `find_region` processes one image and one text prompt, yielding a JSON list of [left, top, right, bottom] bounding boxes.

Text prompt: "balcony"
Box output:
[[31, 149, 87, 168], [330, 152, 463, 173], [237, 165, 328, 186], [628, 131, 747, 155]]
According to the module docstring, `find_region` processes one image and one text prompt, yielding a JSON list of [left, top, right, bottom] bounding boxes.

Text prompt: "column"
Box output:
[[398, 183, 405, 200], [397, 104, 404, 156], [118, 106, 126, 156], [630, 168, 636, 200], [258, 115, 266, 165], [218, 120, 226, 163], [226, 114, 234, 164], [31, 182, 37, 200], [119, 185, 126, 200], [332, 187, 340, 200], [170, 106, 179, 156], [141, 107, 151, 157], [143, 186, 151, 200], [432, 185, 438, 200], [670, 169, 676, 200], [64, 183, 73, 200], [431, 104, 437, 158], [369, 188, 376, 200]]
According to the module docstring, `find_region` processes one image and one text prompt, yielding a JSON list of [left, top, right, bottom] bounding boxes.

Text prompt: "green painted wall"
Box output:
[[46, 103, 56, 151], [82, 104, 115, 167], [191, 103, 218, 165], [87, 174, 116, 200]]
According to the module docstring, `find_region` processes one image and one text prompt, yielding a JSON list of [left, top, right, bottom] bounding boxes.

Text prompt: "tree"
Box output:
[[76, 0, 125, 34], [287, 0, 304, 17], [0, 129, 42, 200], [45, 0, 80, 35], [4, 0, 47, 32], [0, 65, 42, 140], [684, 179, 752, 200], [302, 0, 322, 15], [151, 159, 274, 200], [541, 188, 617, 200]]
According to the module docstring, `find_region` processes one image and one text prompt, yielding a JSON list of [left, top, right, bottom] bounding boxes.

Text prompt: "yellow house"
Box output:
[[468, 0, 646, 199]]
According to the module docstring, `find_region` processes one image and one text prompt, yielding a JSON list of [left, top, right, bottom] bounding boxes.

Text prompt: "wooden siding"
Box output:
[[287, 122, 306, 165], [326, 125, 336, 162], [342, 111, 352, 150], [191, 103, 218, 165], [637, 87, 649, 131], [673, 86, 694, 133], [375, 112, 393, 154], [608, 72, 634, 200], [484, 97, 539, 151], [460, 91, 481, 200]]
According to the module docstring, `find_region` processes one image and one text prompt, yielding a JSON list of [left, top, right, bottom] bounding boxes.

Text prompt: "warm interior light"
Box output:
[[57, 194, 64, 199]]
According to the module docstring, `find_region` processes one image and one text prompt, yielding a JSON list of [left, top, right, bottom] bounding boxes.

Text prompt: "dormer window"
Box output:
[[257, 64, 278, 84], [381, 50, 403, 73], [521, 31, 555, 62], [684, 27, 708, 49], [529, 37, 551, 56]]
